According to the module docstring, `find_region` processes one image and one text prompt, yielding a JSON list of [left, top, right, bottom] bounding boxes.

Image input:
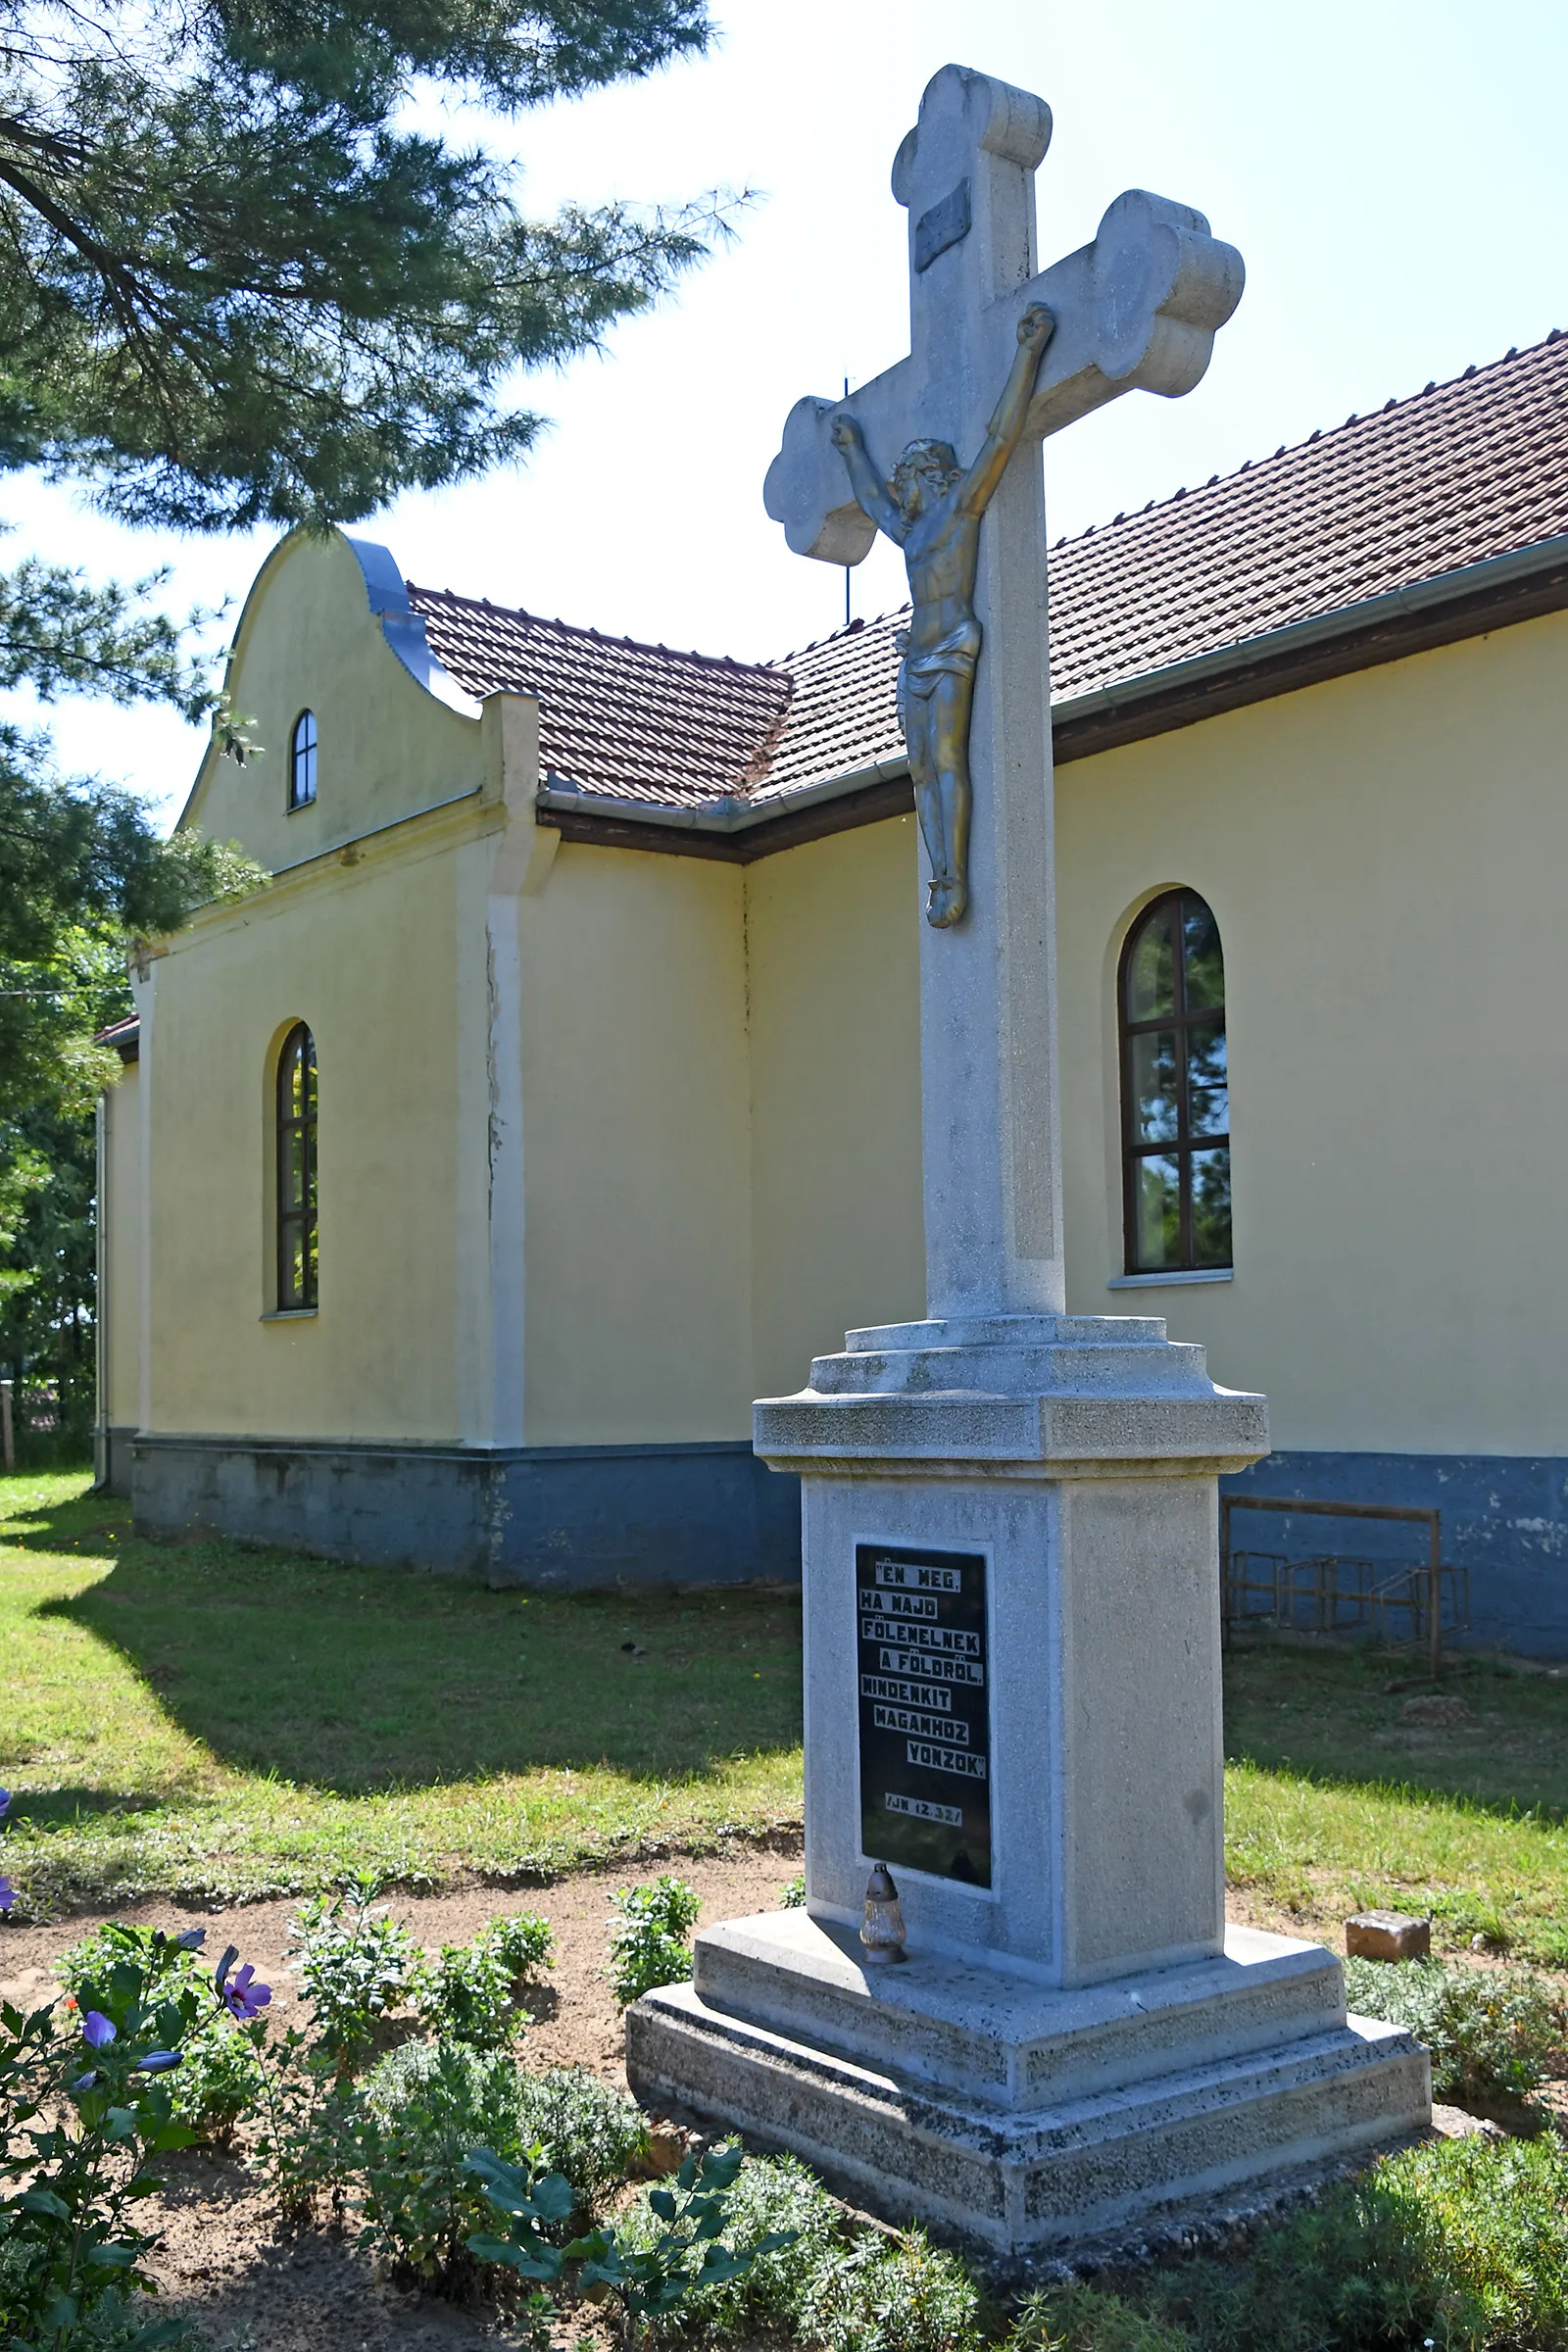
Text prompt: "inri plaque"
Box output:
[[855, 1542, 991, 1886]]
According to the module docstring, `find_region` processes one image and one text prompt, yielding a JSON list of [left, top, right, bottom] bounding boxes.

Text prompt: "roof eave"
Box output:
[[1053, 530, 1568, 763], [535, 754, 912, 861]]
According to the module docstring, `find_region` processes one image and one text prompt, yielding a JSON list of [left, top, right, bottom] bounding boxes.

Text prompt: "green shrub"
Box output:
[[0, 2241, 209, 2348], [620, 2150, 845, 2338], [1012, 2134, 1568, 2352], [0, 1926, 218, 2347], [168, 2012, 267, 2147], [607, 1877, 702, 2008], [486, 1913, 555, 1984], [56, 1921, 207, 2005], [1345, 1955, 1562, 2103], [287, 1875, 423, 2071], [414, 1938, 519, 2051], [1012, 2279, 1189, 2352], [511, 2067, 649, 2223], [354, 2040, 537, 2285], [469, 2139, 796, 2330], [780, 1873, 808, 1909], [352, 2043, 648, 2285], [412, 1913, 556, 2049], [807, 2228, 983, 2352]]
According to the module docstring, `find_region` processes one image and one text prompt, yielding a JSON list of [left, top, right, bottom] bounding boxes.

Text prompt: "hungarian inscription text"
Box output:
[[855, 1542, 991, 1886]]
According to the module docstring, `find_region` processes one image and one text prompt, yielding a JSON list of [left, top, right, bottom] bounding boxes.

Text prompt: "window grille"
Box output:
[[275, 1023, 318, 1308], [1119, 889, 1231, 1273], [289, 709, 318, 809]]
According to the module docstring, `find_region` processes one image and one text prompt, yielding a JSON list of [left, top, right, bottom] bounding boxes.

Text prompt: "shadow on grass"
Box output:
[[1223, 1637, 1568, 1824], [37, 1538, 803, 1798], [0, 1477, 129, 1553], [4, 1787, 168, 1830]]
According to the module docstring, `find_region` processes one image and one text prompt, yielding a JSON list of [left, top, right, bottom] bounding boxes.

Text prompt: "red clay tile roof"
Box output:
[[407, 594, 791, 808], [411, 330, 1568, 808], [1046, 327, 1568, 702], [94, 1014, 139, 1060]]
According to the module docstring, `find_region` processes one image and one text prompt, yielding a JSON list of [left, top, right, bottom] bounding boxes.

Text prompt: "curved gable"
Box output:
[[181, 528, 482, 872]]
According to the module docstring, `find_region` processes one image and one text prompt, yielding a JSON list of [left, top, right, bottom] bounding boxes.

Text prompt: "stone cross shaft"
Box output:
[[764, 65, 1243, 1321]]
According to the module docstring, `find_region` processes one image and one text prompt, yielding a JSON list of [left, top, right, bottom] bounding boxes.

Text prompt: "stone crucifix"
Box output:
[[763, 64, 1244, 1321]]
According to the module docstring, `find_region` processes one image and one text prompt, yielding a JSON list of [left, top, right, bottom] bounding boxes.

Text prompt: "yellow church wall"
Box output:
[[516, 841, 755, 1445], [1055, 606, 1568, 1458], [100, 1063, 141, 1430], [142, 823, 470, 1441], [744, 815, 926, 1400], [182, 531, 481, 875]]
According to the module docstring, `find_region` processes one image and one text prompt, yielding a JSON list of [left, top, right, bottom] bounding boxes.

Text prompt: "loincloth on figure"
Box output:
[[895, 616, 982, 743]]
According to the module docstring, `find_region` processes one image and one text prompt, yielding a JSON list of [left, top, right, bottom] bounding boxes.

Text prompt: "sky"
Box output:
[[6, 0, 1566, 825]]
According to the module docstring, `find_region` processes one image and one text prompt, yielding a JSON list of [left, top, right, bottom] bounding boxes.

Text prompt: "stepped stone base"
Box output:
[[626, 1913, 1430, 2255]]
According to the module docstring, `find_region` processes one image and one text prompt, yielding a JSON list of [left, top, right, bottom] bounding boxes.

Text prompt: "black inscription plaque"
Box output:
[[855, 1541, 991, 1886]]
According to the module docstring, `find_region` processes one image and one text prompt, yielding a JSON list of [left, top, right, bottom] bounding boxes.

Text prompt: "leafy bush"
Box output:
[[1345, 1954, 1562, 2103], [512, 2068, 649, 2224], [167, 2013, 267, 2148], [486, 1914, 555, 1985], [607, 1877, 702, 2008], [1012, 2133, 1568, 2352], [241, 2018, 357, 2221], [0, 2239, 207, 2349], [352, 2042, 647, 2285], [620, 2150, 845, 2338], [807, 2228, 983, 2352], [780, 1873, 808, 1909], [0, 1922, 252, 2347], [59, 1924, 266, 2149], [1012, 2279, 1189, 2352], [353, 2040, 537, 2284], [414, 1939, 520, 2052], [411, 1912, 555, 2049], [287, 1875, 422, 2072], [469, 2139, 795, 2328]]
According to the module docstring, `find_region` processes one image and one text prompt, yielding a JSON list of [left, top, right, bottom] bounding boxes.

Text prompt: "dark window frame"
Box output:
[[275, 1022, 318, 1309], [288, 709, 318, 810], [1117, 888, 1232, 1274]]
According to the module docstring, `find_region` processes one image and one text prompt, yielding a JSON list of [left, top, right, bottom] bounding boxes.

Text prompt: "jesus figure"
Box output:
[[830, 303, 1055, 928]]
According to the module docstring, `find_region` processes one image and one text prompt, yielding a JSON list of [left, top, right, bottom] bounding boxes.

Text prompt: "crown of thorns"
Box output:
[[891, 439, 962, 501]]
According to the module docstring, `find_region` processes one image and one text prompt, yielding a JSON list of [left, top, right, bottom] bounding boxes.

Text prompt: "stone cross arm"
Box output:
[[764, 187, 1245, 565]]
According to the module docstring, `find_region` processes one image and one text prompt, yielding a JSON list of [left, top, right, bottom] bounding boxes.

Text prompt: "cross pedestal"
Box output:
[[626, 66, 1428, 2255]]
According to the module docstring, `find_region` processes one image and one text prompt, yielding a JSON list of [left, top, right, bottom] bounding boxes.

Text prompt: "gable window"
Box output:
[[1119, 890, 1231, 1273], [275, 1023, 318, 1309], [288, 710, 318, 809]]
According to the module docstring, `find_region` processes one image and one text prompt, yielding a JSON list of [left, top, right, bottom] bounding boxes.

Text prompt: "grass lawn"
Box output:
[[3, 1471, 1568, 1950], [1225, 1640, 1568, 1960], [0, 1470, 803, 1908]]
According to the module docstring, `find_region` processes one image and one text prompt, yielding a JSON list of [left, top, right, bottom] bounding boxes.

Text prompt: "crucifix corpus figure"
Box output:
[[831, 304, 1054, 929], [764, 63, 1246, 947]]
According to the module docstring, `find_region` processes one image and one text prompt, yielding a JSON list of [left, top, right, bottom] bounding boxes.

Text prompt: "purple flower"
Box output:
[[0, 1877, 15, 1914], [221, 1963, 271, 2022], [81, 2011, 116, 2049], [174, 1929, 207, 1952], [71, 2071, 98, 2092], [137, 2050, 182, 2073], [0, 1788, 11, 1817]]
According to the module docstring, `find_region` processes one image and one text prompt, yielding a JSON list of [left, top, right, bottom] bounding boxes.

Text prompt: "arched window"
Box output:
[[275, 1024, 318, 1308], [288, 710, 318, 809], [1119, 890, 1231, 1273]]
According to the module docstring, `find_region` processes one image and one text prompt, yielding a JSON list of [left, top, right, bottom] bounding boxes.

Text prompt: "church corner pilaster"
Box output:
[[128, 957, 158, 1437]]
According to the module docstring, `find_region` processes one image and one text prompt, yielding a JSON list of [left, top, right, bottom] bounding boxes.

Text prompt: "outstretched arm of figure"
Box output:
[[957, 305, 1054, 517], [830, 413, 906, 544]]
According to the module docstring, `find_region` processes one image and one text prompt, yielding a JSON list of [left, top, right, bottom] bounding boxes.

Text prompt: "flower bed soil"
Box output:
[[0, 1843, 801, 2352], [0, 1847, 1545, 2351]]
